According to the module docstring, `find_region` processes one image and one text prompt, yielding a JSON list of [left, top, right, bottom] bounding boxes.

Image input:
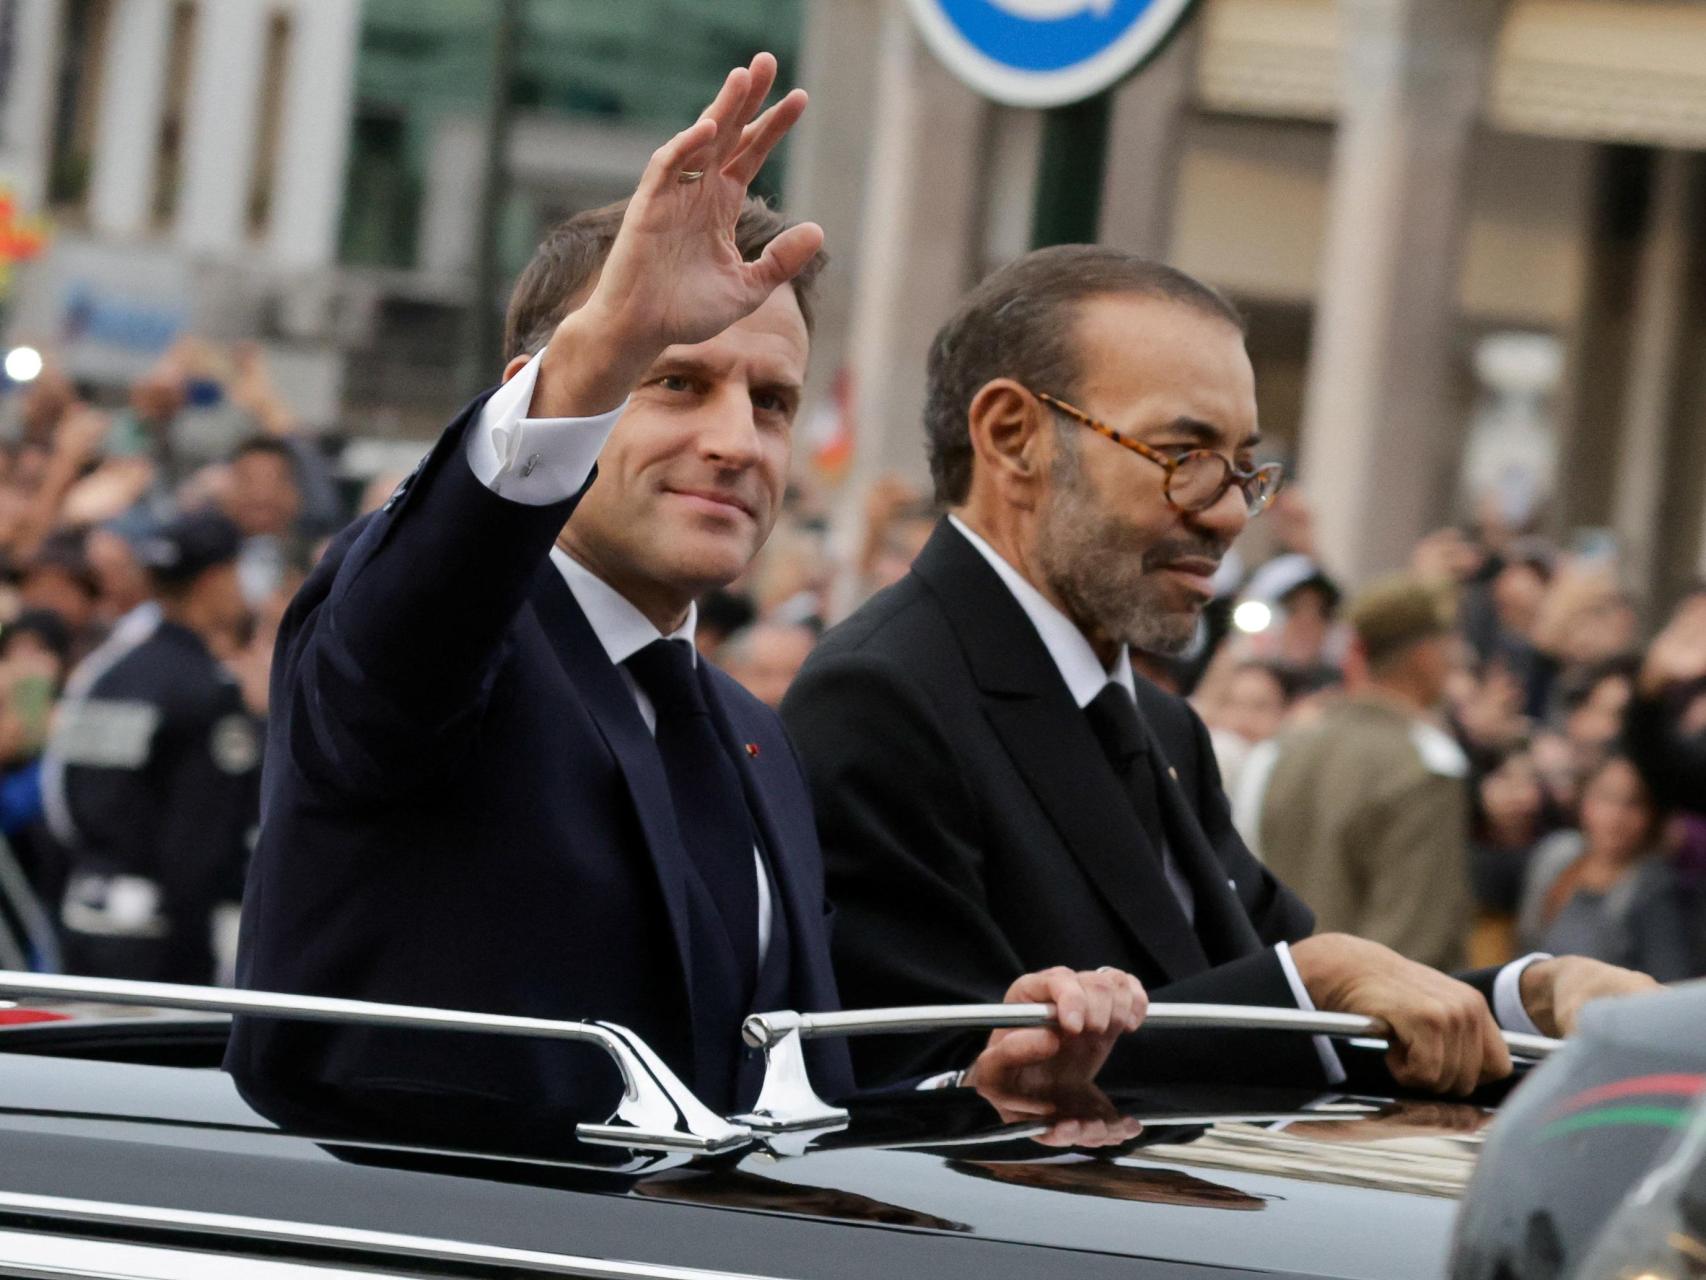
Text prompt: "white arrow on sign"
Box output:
[[986, 0, 1118, 17]]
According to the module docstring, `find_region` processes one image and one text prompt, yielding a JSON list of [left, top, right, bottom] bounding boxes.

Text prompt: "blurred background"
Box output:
[[0, 0, 1704, 987], [6, 1, 1706, 600]]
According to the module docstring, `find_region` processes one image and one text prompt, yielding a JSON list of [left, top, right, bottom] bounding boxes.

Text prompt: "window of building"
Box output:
[[45, 0, 115, 216], [149, 0, 199, 228], [248, 8, 295, 236]]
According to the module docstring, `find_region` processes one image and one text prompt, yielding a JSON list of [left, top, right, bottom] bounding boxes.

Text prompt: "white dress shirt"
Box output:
[[947, 517, 1545, 1076], [466, 353, 773, 959]]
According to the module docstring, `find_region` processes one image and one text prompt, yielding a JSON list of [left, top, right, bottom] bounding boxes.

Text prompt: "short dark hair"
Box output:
[[230, 435, 297, 474], [923, 246, 1245, 506], [502, 197, 825, 361]]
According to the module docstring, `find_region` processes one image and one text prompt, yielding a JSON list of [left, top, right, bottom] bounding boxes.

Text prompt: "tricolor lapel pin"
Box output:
[[745, 743, 761, 759]]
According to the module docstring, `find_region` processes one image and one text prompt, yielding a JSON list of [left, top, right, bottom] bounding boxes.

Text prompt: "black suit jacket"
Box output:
[[785, 521, 1488, 1089], [226, 390, 851, 1141]]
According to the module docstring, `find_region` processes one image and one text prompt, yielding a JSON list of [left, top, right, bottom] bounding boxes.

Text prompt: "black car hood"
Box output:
[[0, 1046, 1489, 1280]]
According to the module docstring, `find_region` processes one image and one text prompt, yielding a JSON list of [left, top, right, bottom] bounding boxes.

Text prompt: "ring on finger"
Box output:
[[677, 169, 706, 183]]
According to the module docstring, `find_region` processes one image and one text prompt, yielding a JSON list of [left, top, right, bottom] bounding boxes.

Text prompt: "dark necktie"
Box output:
[[1083, 683, 1169, 857], [625, 639, 760, 980]]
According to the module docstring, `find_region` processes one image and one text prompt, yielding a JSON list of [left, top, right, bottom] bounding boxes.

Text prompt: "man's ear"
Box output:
[[1342, 637, 1371, 688], [966, 379, 1049, 511], [500, 354, 531, 384]]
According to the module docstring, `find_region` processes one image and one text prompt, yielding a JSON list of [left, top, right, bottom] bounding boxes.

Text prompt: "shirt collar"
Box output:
[[548, 545, 698, 667], [947, 514, 1132, 709]]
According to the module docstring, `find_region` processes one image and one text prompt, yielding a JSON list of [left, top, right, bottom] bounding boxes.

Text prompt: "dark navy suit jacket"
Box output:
[[226, 390, 852, 1140]]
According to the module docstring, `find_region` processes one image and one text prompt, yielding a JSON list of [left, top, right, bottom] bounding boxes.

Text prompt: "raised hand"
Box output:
[[1641, 594, 1706, 696], [537, 53, 821, 417]]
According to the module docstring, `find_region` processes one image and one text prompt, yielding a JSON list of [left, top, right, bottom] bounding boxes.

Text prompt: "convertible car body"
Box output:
[[0, 974, 1544, 1280]]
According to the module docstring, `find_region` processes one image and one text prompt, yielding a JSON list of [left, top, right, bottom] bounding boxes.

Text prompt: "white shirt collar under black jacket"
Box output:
[[945, 515, 1195, 920]]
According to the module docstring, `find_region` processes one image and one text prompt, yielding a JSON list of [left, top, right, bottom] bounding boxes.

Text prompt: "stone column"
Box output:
[[267, 0, 362, 272], [1551, 147, 1645, 538], [1609, 149, 1693, 613], [979, 105, 1043, 270], [88, 0, 173, 237], [824, 0, 989, 610], [784, 0, 885, 426], [1099, 17, 1201, 262], [176, 0, 270, 255], [0, 0, 65, 210], [1296, 0, 1507, 585], [838, 2, 987, 488]]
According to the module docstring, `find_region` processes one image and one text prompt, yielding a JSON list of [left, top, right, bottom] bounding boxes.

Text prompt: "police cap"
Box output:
[[138, 511, 242, 587]]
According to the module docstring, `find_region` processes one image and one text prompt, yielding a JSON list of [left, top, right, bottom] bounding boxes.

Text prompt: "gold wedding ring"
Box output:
[[677, 169, 706, 184]]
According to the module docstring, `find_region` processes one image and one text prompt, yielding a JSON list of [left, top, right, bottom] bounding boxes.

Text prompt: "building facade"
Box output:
[[4, 0, 1706, 601], [0, 0, 802, 437], [795, 0, 1706, 605]]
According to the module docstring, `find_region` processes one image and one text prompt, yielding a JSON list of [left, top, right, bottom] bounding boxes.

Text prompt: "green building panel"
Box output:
[[342, 0, 805, 268]]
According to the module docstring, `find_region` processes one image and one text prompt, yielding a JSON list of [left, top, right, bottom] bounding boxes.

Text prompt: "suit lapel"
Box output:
[[526, 566, 699, 1007], [913, 522, 1208, 982]]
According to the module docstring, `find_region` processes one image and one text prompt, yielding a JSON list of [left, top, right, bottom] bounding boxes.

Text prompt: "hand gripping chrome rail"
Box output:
[[0, 971, 749, 1154], [736, 1002, 1561, 1133]]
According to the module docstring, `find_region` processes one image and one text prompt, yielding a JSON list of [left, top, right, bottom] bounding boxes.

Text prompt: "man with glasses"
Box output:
[[784, 247, 1655, 1096]]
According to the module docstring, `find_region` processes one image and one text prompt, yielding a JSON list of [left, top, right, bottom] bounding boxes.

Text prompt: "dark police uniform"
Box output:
[[43, 518, 259, 984]]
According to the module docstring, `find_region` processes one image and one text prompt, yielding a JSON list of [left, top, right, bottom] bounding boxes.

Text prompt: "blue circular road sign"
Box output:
[[903, 0, 1198, 108]]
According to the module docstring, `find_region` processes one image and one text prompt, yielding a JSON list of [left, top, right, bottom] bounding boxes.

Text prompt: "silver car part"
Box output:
[[0, 971, 748, 1154], [738, 1001, 1561, 1132], [0, 1190, 787, 1278]]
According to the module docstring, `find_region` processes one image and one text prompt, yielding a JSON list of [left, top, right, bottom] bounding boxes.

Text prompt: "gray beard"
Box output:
[[1034, 450, 1211, 658]]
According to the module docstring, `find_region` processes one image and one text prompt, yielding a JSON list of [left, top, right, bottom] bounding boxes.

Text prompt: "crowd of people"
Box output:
[[699, 464, 1706, 990], [0, 338, 349, 977], [1187, 500, 1706, 983], [0, 301, 1702, 999]]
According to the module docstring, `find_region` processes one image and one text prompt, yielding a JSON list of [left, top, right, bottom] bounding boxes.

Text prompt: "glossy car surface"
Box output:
[[0, 1001, 1504, 1280]]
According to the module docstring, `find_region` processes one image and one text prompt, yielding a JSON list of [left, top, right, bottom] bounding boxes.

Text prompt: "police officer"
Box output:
[[43, 512, 260, 984]]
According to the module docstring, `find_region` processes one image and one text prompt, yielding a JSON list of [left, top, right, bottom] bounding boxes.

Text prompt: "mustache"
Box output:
[[1140, 538, 1230, 573]]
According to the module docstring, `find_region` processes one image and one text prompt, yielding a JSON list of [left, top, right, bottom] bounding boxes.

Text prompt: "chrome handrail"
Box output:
[[738, 1001, 1561, 1132], [0, 971, 749, 1154]]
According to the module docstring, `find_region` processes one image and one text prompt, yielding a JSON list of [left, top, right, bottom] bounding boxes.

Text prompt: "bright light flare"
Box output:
[[1233, 600, 1274, 635], [3, 346, 43, 384]]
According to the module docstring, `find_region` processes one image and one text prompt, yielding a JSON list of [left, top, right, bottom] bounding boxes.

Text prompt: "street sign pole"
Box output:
[[1031, 90, 1112, 248]]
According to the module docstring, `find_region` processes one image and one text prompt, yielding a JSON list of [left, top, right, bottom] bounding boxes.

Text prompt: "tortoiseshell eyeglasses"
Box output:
[[1033, 390, 1285, 517]]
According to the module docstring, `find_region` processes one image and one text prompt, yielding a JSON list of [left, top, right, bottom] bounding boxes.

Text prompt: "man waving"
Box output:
[[227, 56, 1144, 1140]]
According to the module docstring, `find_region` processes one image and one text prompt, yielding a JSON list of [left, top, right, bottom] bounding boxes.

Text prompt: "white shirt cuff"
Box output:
[[1276, 941, 1348, 1086], [465, 351, 626, 506], [1492, 953, 1550, 1036], [917, 1070, 965, 1090]]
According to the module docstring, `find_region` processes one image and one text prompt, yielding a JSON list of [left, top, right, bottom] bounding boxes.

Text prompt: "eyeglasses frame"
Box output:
[[1031, 389, 1284, 517]]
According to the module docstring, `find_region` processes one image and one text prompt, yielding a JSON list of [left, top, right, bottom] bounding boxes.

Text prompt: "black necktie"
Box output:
[[1083, 683, 1169, 856], [625, 639, 759, 980]]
